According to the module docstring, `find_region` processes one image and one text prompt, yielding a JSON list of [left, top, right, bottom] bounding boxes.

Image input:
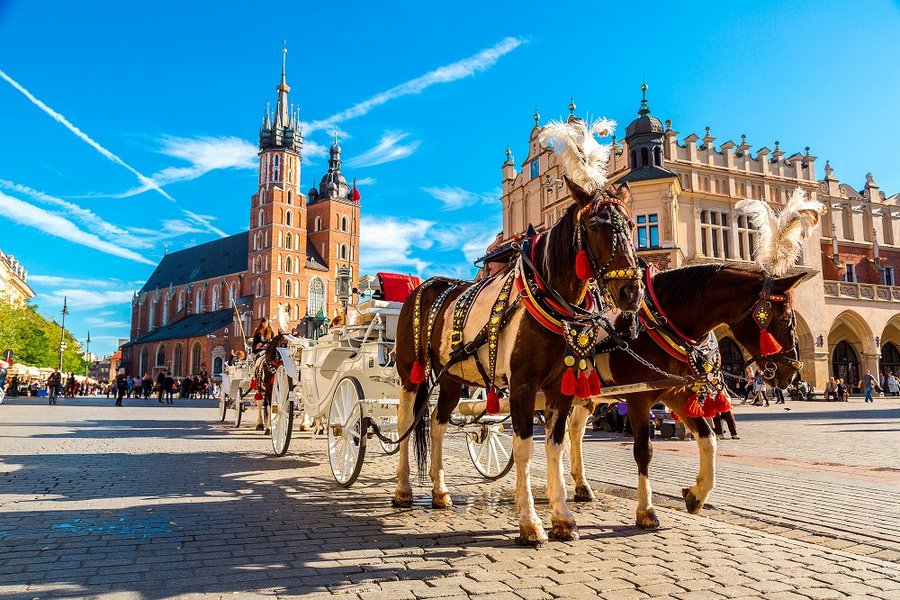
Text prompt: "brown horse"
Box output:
[[393, 178, 642, 546], [577, 264, 807, 529], [250, 333, 287, 434]]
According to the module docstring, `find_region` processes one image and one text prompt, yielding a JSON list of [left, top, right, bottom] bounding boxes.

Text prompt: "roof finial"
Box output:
[[533, 108, 540, 125], [333, 129, 338, 146], [505, 145, 512, 162], [281, 40, 287, 79], [638, 81, 650, 117], [164, 242, 169, 256], [568, 97, 576, 115]]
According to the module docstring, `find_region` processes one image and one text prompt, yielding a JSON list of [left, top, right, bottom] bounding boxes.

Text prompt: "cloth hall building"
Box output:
[[121, 56, 360, 380], [497, 89, 900, 391]]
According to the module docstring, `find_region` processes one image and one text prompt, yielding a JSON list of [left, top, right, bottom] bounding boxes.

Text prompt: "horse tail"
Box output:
[[412, 379, 430, 484]]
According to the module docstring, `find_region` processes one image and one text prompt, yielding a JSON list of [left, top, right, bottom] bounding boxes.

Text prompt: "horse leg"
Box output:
[[510, 384, 546, 547], [543, 395, 578, 541], [264, 397, 271, 435], [430, 380, 461, 508], [568, 403, 595, 502], [393, 386, 416, 507], [255, 400, 264, 431], [672, 406, 717, 514], [630, 397, 659, 529]]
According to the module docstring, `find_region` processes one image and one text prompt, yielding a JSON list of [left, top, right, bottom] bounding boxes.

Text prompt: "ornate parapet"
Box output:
[[824, 281, 898, 303]]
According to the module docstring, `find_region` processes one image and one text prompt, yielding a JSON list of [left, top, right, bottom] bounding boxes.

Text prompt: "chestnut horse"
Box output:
[[394, 178, 642, 546], [249, 333, 288, 434], [573, 264, 806, 528]]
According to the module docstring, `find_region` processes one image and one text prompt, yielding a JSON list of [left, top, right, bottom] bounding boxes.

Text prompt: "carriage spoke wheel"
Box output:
[[233, 391, 243, 428], [378, 418, 400, 455], [466, 421, 514, 480], [327, 377, 366, 487], [270, 365, 294, 457], [219, 393, 228, 422]]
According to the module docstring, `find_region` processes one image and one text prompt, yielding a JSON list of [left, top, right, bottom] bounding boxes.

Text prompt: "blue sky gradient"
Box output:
[[1, 0, 898, 356]]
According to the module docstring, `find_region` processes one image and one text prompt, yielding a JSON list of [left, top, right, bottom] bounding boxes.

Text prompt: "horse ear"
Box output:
[[774, 272, 809, 293], [564, 175, 593, 206], [615, 182, 632, 206]]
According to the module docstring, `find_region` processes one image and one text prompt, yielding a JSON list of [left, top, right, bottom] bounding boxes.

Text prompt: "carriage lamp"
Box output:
[[337, 266, 352, 303]]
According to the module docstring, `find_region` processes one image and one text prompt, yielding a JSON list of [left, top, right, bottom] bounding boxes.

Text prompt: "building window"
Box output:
[[530, 158, 539, 180], [831, 341, 859, 388], [884, 266, 895, 286], [630, 150, 637, 168], [211, 286, 220, 311], [285, 279, 292, 298], [162, 300, 168, 326], [315, 216, 322, 232], [213, 356, 223, 375], [340, 244, 348, 260], [255, 278, 262, 298], [700, 210, 731, 259], [229, 283, 237, 307], [844, 263, 857, 283], [309, 278, 325, 316], [274, 155, 280, 182], [286, 211, 293, 227], [139, 347, 148, 376], [148, 300, 156, 329], [172, 345, 182, 377], [341, 216, 349, 232], [156, 344, 165, 367], [654, 146, 662, 166], [737, 215, 757, 261], [635, 214, 659, 249], [285, 232, 293, 250], [257, 209, 265, 228], [285, 256, 292, 273], [191, 342, 201, 375], [640, 147, 649, 166], [287, 189, 293, 205], [881, 342, 900, 377], [193, 290, 202, 313]]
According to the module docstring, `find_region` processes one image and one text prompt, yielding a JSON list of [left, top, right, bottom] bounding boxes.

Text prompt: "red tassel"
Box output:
[[561, 368, 576, 396], [254, 392, 263, 401], [249, 380, 258, 390], [486, 388, 500, 414], [702, 398, 717, 418], [759, 329, 782, 356], [684, 394, 704, 418], [409, 360, 426, 384], [669, 411, 681, 422], [714, 390, 732, 413], [575, 249, 592, 280], [575, 370, 592, 398], [588, 368, 602, 396]]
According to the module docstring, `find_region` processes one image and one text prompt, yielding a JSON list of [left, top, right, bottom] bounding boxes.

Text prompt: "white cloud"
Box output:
[[29, 275, 129, 288], [30, 276, 138, 313], [360, 216, 434, 274], [462, 228, 501, 265], [83, 316, 131, 328], [114, 135, 258, 198], [0, 68, 174, 202], [0, 191, 156, 265], [44, 288, 135, 311], [354, 177, 376, 186], [422, 186, 501, 211], [306, 37, 527, 133], [346, 131, 420, 168]]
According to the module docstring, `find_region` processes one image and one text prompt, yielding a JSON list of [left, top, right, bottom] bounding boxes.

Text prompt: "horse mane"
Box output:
[[651, 264, 730, 307], [539, 202, 580, 281]]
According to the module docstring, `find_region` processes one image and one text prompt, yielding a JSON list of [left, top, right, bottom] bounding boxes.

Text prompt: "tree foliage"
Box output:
[[0, 299, 88, 372]]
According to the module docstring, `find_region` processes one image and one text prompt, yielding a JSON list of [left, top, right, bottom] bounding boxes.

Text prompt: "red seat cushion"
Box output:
[[378, 272, 421, 303]]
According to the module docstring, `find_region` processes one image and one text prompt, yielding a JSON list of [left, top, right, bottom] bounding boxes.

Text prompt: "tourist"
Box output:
[[114, 368, 127, 406], [164, 371, 175, 404], [252, 318, 274, 352], [0, 361, 7, 404], [741, 367, 754, 404], [47, 368, 61, 405], [753, 370, 768, 406], [836, 378, 848, 402], [887, 372, 900, 397], [858, 369, 878, 403], [712, 410, 740, 440], [155, 370, 166, 403], [824, 376, 837, 401]]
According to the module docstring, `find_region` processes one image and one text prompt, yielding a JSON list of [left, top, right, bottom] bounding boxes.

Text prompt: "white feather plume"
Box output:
[[276, 304, 289, 334], [538, 117, 616, 193], [735, 188, 825, 276]]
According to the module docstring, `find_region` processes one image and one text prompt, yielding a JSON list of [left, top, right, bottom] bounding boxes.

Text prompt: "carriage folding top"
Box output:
[[355, 272, 421, 340]]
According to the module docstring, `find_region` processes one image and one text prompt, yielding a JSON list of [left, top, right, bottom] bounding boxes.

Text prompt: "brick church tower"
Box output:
[[249, 48, 307, 325]]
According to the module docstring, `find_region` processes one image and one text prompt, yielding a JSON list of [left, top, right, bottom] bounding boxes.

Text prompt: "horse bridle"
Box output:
[[575, 193, 643, 295], [735, 276, 803, 380]]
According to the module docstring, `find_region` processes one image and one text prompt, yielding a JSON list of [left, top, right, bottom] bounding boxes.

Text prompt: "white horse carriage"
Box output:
[[221, 272, 515, 487]]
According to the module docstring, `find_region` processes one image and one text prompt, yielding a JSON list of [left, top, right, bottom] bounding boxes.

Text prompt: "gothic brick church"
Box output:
[[121, 51, 360, 380]]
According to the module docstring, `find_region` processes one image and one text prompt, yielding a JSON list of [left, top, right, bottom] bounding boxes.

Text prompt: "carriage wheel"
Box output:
[[233, 393, 243, 428], [270, 365, 294, 457], [219, 394, 228, 423], [466, 421, 514, 480], [327, 377, 366, 487], [378, 418, 400, 455]]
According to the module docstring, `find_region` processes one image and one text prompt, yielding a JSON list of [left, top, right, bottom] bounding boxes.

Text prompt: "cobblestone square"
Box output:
[[1, 396, 898, 599]]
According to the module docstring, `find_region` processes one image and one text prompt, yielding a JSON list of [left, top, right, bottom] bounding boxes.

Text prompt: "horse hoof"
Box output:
[[265, 428, 271, 435], [515, 525, 548, 548], [549, 521, 579, 541], [431, 492, 453, 509], [392, 492, 413, 508], [255, 424, 264, 431], [573, 485, 595, 502], [682, 488, 703, 514], [636, 510, 660, 529]]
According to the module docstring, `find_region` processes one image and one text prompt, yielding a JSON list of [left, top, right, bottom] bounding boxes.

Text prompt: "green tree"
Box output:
[[0, 298, 89, 373]]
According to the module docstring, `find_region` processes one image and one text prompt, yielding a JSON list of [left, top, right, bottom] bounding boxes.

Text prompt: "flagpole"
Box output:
[[58, 296, 68, 371]]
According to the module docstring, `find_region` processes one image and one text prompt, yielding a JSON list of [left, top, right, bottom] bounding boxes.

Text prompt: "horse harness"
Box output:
[[734, 275, 804, 377]]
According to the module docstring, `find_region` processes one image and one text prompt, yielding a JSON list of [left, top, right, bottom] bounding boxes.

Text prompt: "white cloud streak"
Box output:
[[306, 37, 527, 133], [346, 131, 420, 168], [360, 216, 434, 274], [0, 191, 156, 265], [0, 67, 174, 202], [422, 186, 501, 211], [354, 177, 376, 186]]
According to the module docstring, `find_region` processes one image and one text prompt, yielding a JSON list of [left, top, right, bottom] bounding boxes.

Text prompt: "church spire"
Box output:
[[259, 45, 300, 152], [274, 43, 291, 129]]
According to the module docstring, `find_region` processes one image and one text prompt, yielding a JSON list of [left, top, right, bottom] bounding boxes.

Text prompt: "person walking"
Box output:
[[155, 370, 166, 403], [753, 370, 768, 406], [164, 371, 175, 404], [47, 368, 61, 405], [887, 372, 900, 397], [712, 409, 740, 440], [859, 369, 878, 403], [114, 368, 127, 406], [741, 367, 754, 404], [0, 361, 8, 404]]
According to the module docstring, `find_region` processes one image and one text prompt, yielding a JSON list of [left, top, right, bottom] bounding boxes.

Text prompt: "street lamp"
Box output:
[[84, 331, 91, 378], [337, 265, 352, 323], [58, 296, 68, 371]]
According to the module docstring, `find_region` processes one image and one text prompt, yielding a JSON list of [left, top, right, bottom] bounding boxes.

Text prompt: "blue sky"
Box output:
[[1, 0, 898, 357]]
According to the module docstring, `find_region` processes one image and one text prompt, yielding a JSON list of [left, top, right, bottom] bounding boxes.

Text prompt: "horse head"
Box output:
[[566, 176, 643, 312]]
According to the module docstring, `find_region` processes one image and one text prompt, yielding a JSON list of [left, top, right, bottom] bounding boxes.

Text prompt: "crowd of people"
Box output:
[[108, 368, 217, 407]]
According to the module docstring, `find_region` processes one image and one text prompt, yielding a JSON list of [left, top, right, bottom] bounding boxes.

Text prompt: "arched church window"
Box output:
[[257, 209, 265, 228], [276, 278, 282, 296], [148, 299, 156, 329], [274, 155, 280, 182], [211, 285, 220, 311], [285, 279, 293, 298], [654, 146, 662, 166], [229, 283, 236, 306], [156, 344, 166, 367], [195, 290, 204, 313], [286, 211, 293, 227], [173, 344, 183, 377], [340, 244, 348, 260], [341, 216, 349, 232], [177, 290, 185, 312], [287, 190, 293, 205], [285, 256, 293, 273], [255, 278, 262, 298], [308, 278, 325, 316], [630, 150, 637, 168], [315, 216, 322, 232], [640, 147, 649, 167], [161, 300, 168, 326], [285, 232, 293, 250]]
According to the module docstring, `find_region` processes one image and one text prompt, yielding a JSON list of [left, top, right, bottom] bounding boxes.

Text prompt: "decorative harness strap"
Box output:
[[421, 285, 458, 381], [450, 277, 490, 353]]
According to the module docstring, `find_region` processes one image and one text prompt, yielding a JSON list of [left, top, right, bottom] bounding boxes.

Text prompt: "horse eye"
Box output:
[[588, 219, 601, 232]]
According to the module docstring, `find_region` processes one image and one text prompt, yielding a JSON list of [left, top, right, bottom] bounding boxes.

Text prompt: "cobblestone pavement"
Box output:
[[1, 395, 898, 599]]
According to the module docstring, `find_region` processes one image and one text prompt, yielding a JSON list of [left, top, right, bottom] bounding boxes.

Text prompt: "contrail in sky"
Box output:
[[0, 67, 174, 202]]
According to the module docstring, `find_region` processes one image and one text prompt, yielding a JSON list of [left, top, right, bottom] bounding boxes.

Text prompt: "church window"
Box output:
[[162, 300, 168, 326], [700, 210, 731, 259], [213, 357, 223, 375], [287, 190, 293, 205], [635, 214, 659, 249], [843, 262, 856, 283], [173, 344, 183, 378], [630, 150, 637, 168], [285, 256, 293, 273], [211, 285, 220, 310], [255, 278, 262, 298], [309, 278, 325, 316], [139, 347, 148, 376], [286, 211, 293, 227], [191, 342, 201, 375], [529, 158, 539, 180], [285, 279, 293, 298], [229, 283, 236, 306], [341, 216, 348, 232], [654, 146, 662, 166], [340, 244, 348, 260], [285, 232, 293, 250], [640, 147, 649, 167], [177, 290, 185, 312], [195, 290, 204, 313], [156, 344, 166, 367], [257, 209, 265, 228], [884, 267, 895, 286], [148, 299, 156, 329], [274, 155, 280, 182], [315, 216, 322, 232], [276, 278, 282, 296]]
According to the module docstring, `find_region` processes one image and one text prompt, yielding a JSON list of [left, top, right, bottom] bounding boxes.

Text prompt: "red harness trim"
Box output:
[[639, 266, 694, 364], [516, 276, 564, 334]]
